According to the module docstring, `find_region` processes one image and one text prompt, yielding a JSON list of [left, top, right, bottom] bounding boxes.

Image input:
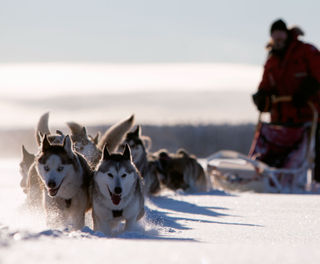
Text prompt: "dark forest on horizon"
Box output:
[[0, 123, 255, 159]]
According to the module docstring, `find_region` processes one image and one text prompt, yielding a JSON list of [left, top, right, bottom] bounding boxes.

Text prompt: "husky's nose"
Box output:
[[48, 180, 56, 188], [114, 187, 122, 195]]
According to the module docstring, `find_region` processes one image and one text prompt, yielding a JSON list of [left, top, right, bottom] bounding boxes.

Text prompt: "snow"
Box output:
[[1, 159, 320, 264]]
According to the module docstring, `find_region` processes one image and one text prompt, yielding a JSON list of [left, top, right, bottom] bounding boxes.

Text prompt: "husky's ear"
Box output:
[[102, 144, 111, 160], [41, 134, 51, 151], [22, 145, 29, 158], [92, 132, 100, 145], [56, 130, 64, 136], [38, 131, 44, 142], [63, 135, 73, 155], [22, 145, 34, 161], [123, 144, 132, 161], [81, 127, 88, 137], [133, 125, 141, 137]]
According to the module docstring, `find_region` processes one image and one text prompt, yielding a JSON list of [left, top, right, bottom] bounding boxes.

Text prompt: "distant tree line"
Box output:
[[0, 123, 255, 159]]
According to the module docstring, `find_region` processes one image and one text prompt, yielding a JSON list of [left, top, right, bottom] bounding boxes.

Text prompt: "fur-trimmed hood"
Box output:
[[266, 26, 304, 51]]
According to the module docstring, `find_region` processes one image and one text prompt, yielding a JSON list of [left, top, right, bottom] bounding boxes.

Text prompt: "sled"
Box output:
[[206, 96, 318, 193]]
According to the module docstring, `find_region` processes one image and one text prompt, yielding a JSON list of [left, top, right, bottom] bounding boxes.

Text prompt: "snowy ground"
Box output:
[[1, 159, 320, 264]]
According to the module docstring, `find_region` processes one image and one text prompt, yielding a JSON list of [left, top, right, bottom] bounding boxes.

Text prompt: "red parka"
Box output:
[[258, 28, 320, 123]]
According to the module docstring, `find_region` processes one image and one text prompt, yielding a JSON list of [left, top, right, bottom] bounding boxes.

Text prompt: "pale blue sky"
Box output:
[[1, 0, 319, 64]]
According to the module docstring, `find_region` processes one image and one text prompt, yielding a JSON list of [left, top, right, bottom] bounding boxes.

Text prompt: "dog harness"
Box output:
[[112, 210, 123, 218]]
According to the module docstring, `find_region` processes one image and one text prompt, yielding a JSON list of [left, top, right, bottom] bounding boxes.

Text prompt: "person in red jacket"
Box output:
[[252, 19, 320, 183]]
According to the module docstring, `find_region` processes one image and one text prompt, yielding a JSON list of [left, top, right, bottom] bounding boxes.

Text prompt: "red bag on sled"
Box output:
[[249, 123, 309, 169]]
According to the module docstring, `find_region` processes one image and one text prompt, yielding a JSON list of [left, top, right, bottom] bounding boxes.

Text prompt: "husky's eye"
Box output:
[[57, 166, 64, 172], [107, 173, 113, 178], [44, 165, 49, 172], [121, 173, 127, 178]]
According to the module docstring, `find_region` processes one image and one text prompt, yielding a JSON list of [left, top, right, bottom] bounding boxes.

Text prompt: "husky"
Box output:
[[157, 149, 208, 192], [67, 122, 101, 167], [26, 134, 93, 230], [92, 144, 144, 236], [19, 145, 36, 193], [119, 126, 161, 195], [67, 114, 135, 168], [19, 112, 68, 201]]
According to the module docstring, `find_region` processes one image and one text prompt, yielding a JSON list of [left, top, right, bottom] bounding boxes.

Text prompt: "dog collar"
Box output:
[[112, 210, 123, 218]]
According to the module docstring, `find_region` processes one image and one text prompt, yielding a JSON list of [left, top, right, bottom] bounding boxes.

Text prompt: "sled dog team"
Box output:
[[20, 113, 209, 235]]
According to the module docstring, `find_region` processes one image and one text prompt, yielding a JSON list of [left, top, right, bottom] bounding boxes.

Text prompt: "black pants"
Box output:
[[314, 124, 320, 182]]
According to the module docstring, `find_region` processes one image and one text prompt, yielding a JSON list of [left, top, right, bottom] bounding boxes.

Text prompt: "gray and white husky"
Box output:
[[27, 134, 93, 230], [67, 121, 102, 167], [92, 144, 144, 236], [67, 114, 135, 167]]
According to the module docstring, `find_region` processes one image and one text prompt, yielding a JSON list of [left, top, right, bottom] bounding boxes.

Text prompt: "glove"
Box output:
[[252, 90, 271, 112], [292, 77, 320, 108], [292, 91, 309, 107]]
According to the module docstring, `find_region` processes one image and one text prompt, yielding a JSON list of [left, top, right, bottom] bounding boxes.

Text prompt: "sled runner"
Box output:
[[206, 96, 318, 193]]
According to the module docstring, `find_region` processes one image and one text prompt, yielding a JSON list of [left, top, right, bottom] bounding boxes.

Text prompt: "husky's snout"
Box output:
[[47, 178, 62, 197], [114, 186, 122, 194], [107, 185, 122, 205], [48, 179, 57, 188]]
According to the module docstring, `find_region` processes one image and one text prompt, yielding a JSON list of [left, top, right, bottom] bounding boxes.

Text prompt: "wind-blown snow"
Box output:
[[1, 159, 320, 264]]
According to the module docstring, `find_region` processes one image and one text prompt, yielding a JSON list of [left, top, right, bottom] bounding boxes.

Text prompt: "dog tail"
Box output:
[[20, 145, 35, 193], [97, 114, 135, 153], [66, 121, 87, 141], [67, 121, 83, 135], [36, 112, 50, 146]]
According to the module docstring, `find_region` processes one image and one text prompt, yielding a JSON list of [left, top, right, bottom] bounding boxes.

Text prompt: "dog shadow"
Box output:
[[147, 195, 262, 232], [149, 196, 229, 218]]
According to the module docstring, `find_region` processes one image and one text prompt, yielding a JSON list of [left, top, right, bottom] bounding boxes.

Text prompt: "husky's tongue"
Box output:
[[111, 194, 121, 205], [49, 188, 59, 197]]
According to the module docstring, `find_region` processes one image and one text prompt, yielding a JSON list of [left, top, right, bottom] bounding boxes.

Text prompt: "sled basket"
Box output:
[[207, 97, 317, 193]]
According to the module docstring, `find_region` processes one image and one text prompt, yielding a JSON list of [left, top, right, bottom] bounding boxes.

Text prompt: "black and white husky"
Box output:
[[27, 135, 93, 230], [92, 144, 144, 235], [120, 126, 209, 193], [119, 126, 161, 195], [156, 149, 209, 192]]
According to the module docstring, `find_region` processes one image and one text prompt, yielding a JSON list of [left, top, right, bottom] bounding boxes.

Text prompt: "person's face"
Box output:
[[271, 30, 288, 50]]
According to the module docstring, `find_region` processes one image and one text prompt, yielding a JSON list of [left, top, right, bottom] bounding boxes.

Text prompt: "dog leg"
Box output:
[[124, 217, 136, 231], [93, 213, 112, 236], [67, 211, 85, 231]]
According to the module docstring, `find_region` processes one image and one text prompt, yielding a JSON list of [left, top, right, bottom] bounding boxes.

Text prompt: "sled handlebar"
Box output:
[[270, 95, 291, 104], [270, 95, 317, 119]]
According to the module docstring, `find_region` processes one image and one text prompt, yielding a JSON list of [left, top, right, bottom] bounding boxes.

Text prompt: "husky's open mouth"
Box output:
[[107, 186, 121, 205], [47, 180, 64, 197]]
